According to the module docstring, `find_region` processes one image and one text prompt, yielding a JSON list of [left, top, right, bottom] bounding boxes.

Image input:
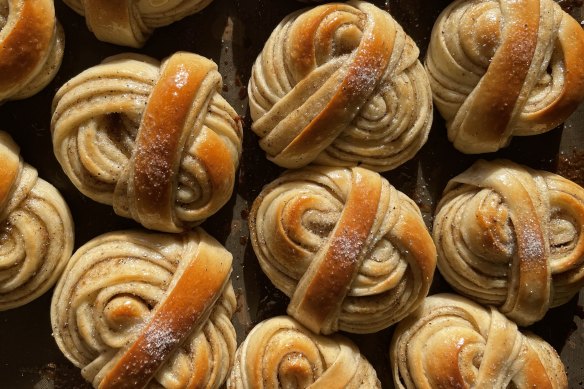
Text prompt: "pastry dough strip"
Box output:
[[84, 0, 145, 48], [131, 53, 214, 230], [452, 0, 539, 148], [288, 167, 381, 333], [453, 162, 550, 323], [278, 4, 394, 162]]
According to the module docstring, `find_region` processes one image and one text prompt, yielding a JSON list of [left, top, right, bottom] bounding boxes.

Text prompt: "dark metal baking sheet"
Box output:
[[0, 0, 582, 387]]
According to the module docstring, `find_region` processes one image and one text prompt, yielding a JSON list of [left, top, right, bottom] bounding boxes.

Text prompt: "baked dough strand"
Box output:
[[51, 229, 237, 389], [249, 1, 432, 171], [63, 0, 214, 47], [52, 52, 242, 232], [0, 131, 74, 310], [426, 0, 584, 153], [0, 0, 65, 103], [390, 294, 568, 389], [227, 316, 381, 389], [434, 160, 584, 325], [250, 166, 436, 334]]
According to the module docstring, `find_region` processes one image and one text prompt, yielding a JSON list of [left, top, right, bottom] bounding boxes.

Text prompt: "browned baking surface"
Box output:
[[0, 0, 582, 388]]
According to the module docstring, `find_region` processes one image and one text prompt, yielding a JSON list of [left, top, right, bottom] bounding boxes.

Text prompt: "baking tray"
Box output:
[[0, 0, 582, 387]]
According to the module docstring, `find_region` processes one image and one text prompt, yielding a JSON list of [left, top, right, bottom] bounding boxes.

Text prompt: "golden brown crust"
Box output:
[[390, 294, 568, 389], [426, 0, 584, 153], [249, 166, 436, 334], [0, 133, 20, 209], [433, 159, 584, 325], [288, 168, 382, 333], [0, 0, 64, 102], [0, 0, 53, 90], [132, 54, 215, 231]]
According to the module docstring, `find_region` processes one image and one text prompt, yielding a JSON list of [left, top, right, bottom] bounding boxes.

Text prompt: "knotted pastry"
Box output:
[[0, 131, 74, 310], [228, 316, 381, 389], [63, 0, 214, 47], [426, 0, 584, 153], [52, 52, 242, 233], [390, 294, 568, 388], [51, 228, 237, 388], [433, 159, 584, 326], [0, 0, 65, 104], [249, 166, 436, 334], [249, 1, 432, 172]]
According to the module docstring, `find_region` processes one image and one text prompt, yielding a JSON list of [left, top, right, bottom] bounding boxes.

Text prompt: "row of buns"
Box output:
[[2, 124, 582, 387], [4, 0, 583, 155], [1, 0, 583, 387]]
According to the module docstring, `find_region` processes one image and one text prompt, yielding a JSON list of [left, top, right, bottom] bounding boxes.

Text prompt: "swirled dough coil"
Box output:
[[52, 52, 242, 233], [228, 316, 381, 389], [249, 166, 436, 334], [51, 228, 237, 388], [390, 294, 568, 388], [426, 0, 584, 153], [434, 159, 584, 325], [249, 1, 432, 172], [0, 131, 73, 310]]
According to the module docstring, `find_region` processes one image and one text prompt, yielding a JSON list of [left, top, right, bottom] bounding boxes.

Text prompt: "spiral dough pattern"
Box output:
[[390, 294, 568, 389], [426, 0, 584, 153], [248, 1, 432, 172], [228, 316, 380, 389], [0, 131, 73, 310], [433, 159, 584, 326], [0, 0, 65, 103], [63, 0, 214, 47], [52, 52, 242, 233], [249, 166, 436, 334], [51, 228, 237, 389]]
